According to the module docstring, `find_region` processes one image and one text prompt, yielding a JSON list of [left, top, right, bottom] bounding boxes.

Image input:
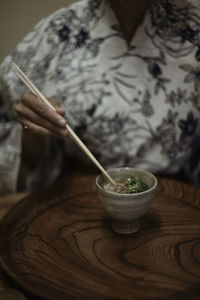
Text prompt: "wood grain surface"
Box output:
[[0, 175, 200, 300]]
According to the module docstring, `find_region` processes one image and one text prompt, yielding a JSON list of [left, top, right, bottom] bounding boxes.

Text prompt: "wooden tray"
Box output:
[[0, 175, 200, 300]]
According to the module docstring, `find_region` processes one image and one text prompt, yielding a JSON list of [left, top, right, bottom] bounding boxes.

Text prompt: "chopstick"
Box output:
[[14, 63, 117, 186]]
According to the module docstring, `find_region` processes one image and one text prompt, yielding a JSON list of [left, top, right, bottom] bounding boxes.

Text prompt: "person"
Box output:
[[0, 0, 200, 193]]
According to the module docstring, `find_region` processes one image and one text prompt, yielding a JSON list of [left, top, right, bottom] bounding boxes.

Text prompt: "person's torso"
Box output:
[[43, 0, 200, 175]]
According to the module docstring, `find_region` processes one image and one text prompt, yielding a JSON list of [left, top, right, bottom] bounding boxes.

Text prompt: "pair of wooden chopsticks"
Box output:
[[14, 63, 117, 186]]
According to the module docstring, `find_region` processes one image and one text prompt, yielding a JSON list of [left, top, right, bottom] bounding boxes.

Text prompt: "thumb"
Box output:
[[48, 98, 65, 116], [56, 107, 65, 117]]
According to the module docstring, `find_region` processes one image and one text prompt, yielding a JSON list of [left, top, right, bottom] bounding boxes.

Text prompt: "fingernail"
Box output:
[[58, 118, 66, 126]]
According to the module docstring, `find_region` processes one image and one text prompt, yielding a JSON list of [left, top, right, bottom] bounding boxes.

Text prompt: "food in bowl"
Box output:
[[103, 175, 149, 194], [96, 167, 157, 234]]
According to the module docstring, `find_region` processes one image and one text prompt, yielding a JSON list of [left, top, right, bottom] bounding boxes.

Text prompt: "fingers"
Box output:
[[18, 115, 68, 138], [17, 105, 68, 138], [48, 98, 66, 117], [56, 107, 65, 117], [15, 93, 68, 138], [22, 94, 66, 127]]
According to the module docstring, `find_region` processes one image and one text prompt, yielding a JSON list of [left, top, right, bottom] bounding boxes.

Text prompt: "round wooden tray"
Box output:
[[0, 175, 200, 300]]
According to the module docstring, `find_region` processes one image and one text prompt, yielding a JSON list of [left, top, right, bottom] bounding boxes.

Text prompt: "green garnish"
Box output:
[[116, 176, 149, 194]]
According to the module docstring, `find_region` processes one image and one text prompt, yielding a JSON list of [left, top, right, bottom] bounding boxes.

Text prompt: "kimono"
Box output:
[[0, 0, 200, 192]]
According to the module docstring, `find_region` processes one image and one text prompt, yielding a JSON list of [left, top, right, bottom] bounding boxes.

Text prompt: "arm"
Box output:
[[0, 11, 69, 193]]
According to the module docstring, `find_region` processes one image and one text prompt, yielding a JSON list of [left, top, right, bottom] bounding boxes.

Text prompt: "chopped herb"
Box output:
[[120, 176, 149, 193], [104, 175, 149, 194]]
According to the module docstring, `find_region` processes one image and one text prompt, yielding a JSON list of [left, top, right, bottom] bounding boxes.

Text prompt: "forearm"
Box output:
[[18, 130, 66, 192], [20, 130, 47, 166]]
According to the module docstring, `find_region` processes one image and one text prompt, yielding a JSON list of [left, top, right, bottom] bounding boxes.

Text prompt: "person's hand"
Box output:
[[15, 93, 68, 138]]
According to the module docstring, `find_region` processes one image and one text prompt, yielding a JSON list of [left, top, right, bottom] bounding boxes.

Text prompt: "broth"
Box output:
[[103, 175, 149, 194]]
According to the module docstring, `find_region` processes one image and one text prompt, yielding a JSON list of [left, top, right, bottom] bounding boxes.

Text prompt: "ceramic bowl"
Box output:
[[96, 167, 157, 234]]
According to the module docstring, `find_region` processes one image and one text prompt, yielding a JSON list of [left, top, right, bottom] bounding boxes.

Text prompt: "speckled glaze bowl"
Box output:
[[96, 168, 157, 234]]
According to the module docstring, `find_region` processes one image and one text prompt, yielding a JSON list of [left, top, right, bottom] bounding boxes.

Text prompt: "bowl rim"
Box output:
[[96, 167, 157, 197]]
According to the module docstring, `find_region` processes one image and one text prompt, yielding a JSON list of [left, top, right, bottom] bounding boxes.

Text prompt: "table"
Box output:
[[0, 174, 200, 300], [0, 191, 30, 300]]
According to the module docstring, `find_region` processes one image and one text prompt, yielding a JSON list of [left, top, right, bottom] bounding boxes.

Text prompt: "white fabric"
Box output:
[[0, 0, 200, 192]]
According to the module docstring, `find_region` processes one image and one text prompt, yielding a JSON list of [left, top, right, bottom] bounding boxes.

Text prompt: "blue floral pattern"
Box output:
[[179, 111, 198, 135], [180, 64, 200, 91], [0, 0, 200, 192], [58, 25, 71, 42]]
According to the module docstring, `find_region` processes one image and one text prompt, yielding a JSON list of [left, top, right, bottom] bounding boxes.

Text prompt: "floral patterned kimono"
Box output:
[[0, 0, 200, 192]]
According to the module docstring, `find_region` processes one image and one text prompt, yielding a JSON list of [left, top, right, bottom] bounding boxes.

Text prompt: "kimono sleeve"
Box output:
[[0, 11, 66, 193]]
